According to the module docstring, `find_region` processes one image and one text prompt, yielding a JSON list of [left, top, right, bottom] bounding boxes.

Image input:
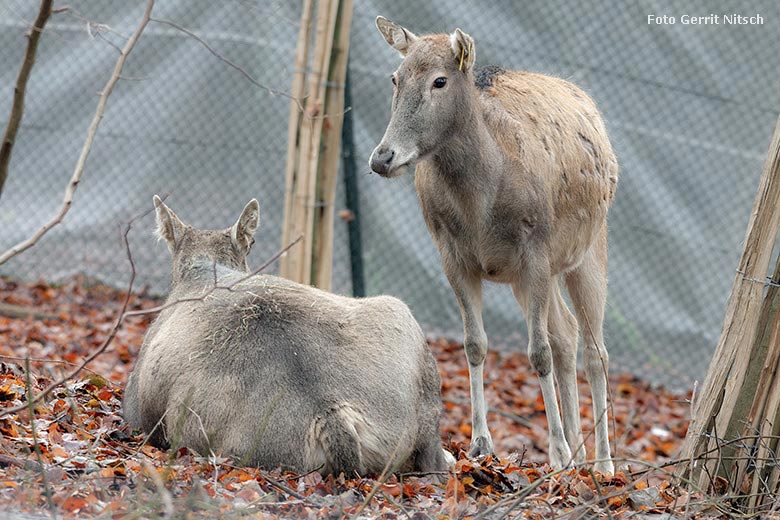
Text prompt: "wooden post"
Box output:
[[677, 117, 780, 512], [280, 0, 314, 280], [280, 0, 353, 290], [742, 255, 780, 510], [313, 0, 353, 288]]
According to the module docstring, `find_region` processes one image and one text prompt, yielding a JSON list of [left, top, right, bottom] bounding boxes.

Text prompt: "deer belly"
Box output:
[[478, 245, 524, 282], [552, 208, 606, 273]]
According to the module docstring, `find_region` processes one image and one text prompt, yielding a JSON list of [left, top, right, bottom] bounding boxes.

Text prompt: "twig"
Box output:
[[244, 498, 312, 508], [397, 470, 450, 478], [0, 211, 140, 419], [0, 453, 45, 471], [149, 17, 304, 113], [0, 302, 60, 320], [684, 380, 698, 518], [0, 229, 302, 421], [184, 404, 219, 493], [262, 475, 316, 503], [442, 397, 537, 430], [95, 31, 123, 54], [487, 466, 571, 520], [141, 459, 174, 518], [381, 490, 412, 520], [0, 0, 53, 199], [526, 495, 557, 519], [586, 466, 613, 520], [0, 355, 107, 380], [0, 0, 155, 266], [481, 455, 716, 520], [24, 358, 56, 519], [347, 439, 408, 520], [64, 7, 130, 40], [127, 408, 170, 460], [214, 459, 323, 505], [122, 234, 303, 319]]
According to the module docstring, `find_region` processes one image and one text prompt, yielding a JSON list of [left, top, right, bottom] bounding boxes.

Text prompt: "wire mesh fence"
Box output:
[[1, 0, 779, 390], [0, 0, 344, 293]]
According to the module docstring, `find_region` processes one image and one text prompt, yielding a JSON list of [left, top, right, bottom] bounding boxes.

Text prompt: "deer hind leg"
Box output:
[[445, 268, 493, 458], [549, 282, 586, 464], [512, 265, 572, 470], [565, 230, 614, 474], [307, 407, 364, 476], [413, 435, 454, 472]]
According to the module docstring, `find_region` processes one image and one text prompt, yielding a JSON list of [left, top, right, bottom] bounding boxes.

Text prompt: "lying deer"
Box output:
[[369, 17, 618, 474], [123, 196, 453, 475]]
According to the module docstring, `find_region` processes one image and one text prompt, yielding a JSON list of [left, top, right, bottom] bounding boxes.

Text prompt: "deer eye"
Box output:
[[433, 77, 447, 88], [391, 75, 397, 86]]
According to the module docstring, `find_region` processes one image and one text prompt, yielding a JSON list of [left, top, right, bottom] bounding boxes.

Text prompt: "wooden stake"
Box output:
[[677, 117, 780, 501], [280, 0, 353, 289], [742, 254, 780, 509], [314, 0, 353, 289], [298, 0, 340, 283], [280, 0, 314, 279]]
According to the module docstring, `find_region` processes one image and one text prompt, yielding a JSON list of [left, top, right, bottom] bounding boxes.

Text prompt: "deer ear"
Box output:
[[376, 16, 417, 56], [153, 195, 185, 250], [231, 199, 260, 254], [450, 28, 476, 72]]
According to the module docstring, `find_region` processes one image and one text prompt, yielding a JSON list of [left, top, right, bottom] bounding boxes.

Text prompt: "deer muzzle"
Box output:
[[369, 145, 396, 177]]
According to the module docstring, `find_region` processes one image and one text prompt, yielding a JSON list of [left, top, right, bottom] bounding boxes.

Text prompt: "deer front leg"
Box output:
[[513, 268, 572, 470], [445, 268, 493, 458]]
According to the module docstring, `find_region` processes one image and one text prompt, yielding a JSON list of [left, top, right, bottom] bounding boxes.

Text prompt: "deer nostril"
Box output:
[[370, 146, 396, 175], [383, 149, 395, 164]]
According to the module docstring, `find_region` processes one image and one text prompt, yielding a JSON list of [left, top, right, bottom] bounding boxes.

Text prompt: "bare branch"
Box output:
[[149, 17, 305, 114], [0, 231, 302, 419], [442, 396, 537, 430], [24, 358, 56, 517], [141, 459, 174, 518], [0, 0, 53, 199], [0, 302, 60, 320], [0, 211, 140, 419], [0, 355, 109, 381], [122, 234, 303, 320], [0, 0, 155, 266]]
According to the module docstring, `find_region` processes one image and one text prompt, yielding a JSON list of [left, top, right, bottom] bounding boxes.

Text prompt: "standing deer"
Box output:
[[123, 196, 453, 475], [369, 17, 618, 473]]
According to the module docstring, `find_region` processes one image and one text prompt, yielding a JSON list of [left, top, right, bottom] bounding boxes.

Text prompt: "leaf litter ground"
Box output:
[[0, 276, 724, 519]]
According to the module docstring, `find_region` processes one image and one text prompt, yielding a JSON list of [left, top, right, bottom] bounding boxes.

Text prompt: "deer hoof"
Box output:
[[443, 449, 457, 467], [572, 444, 586, 464], [548, 440, 573, 471], [594, 460, 614, 476], [468, 436, 494, 459]]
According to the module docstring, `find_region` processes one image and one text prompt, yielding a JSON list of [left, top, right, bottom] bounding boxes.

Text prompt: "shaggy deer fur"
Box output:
[[123, 196, 453, 475], [370, 17, 618, 473]]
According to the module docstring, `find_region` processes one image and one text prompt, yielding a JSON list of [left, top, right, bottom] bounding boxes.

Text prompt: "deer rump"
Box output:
[[124, 267, 444, 476]]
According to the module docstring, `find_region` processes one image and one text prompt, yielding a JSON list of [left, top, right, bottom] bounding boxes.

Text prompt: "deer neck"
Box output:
[[428, 96, 501, 192], [171, 257, 235, 288]]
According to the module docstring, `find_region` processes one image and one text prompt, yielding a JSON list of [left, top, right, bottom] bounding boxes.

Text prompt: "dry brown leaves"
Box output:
[[0, 276, 725, 519]]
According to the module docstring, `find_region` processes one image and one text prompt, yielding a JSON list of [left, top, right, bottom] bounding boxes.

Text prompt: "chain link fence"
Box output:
[[1, 0, 779, 390]]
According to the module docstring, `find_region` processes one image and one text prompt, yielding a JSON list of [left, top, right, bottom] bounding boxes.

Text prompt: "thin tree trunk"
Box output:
[[0, 0, 156, 266], [0, 0, 53, 199]]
